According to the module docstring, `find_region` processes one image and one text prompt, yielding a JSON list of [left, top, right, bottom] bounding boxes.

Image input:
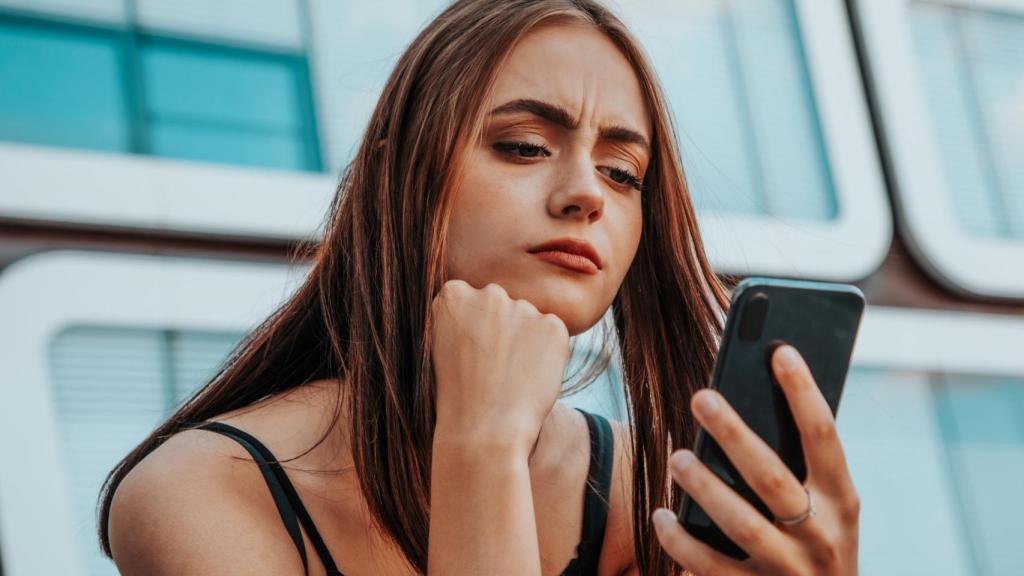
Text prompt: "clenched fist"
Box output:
[[430, 279, 571, 458]]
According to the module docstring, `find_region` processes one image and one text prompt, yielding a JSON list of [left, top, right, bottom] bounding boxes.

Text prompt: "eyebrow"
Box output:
[[489, 98, 651, 152]]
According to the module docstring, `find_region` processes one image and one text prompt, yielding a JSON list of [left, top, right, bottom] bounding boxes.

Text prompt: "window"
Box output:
[[630, 0, 836, 221], [0, 11, 320, 171], [142, 37, 320, 170], [49, 326, 242, 576], [0, 251, 302, 576], [854, 0, 1024, 299], [911, 4, 1024, 239], [847, 306, 1024, 575], [0, 20, 129, 152], [614, 0, 891, 280], [934, 375, 1024, 575]]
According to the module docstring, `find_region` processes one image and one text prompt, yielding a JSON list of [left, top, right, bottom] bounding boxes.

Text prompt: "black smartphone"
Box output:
[[677, 276, 865, 560]]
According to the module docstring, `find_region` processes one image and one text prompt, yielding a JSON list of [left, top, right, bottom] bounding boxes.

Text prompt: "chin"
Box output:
[[513, 290, 605, 337]]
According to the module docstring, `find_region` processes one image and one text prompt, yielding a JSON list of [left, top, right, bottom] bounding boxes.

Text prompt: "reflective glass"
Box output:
[[0, 21, 129, 152], [838, 366, 1024, 575], [621, 0, 837, 220], [48, 326, 242, 576], [934, 374, 1024, 575], [911, 4, 1024, 239], [142, 40, 318, 170]]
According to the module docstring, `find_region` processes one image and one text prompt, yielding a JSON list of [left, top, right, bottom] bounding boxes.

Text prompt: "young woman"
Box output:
[[99, 1, 860, 574]]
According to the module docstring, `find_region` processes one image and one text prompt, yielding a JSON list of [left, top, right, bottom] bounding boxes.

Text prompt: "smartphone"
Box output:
[[677, 276, 865, 560]]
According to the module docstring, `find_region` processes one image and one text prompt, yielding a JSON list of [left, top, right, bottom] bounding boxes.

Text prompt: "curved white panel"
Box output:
[[855, 0, 1024, 299], [0, 251, 304, 576]]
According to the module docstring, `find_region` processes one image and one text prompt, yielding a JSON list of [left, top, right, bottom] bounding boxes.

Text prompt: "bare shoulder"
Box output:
[[599, 417, 639, 576], [108, 426, 305, 575]]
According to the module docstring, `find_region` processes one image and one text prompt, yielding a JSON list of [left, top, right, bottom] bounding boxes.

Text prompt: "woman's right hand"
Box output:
[[429, 279, 571, 457]]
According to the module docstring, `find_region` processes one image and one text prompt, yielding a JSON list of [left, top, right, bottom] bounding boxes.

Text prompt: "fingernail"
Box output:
[[695, 391, 719, 415], [652, 508, 675, 527], [671, 450, 695, 473], [777, 345, 801, 371]]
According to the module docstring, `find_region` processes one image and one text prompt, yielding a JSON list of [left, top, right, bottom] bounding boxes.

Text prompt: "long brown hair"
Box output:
[[98, 1, 730, 574]]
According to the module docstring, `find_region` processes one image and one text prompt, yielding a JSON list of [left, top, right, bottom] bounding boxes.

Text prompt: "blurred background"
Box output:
[[0, 0, 1022, 574]]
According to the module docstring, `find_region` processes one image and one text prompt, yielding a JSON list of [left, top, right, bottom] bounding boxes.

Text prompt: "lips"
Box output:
[[527, 238, 603, 274]]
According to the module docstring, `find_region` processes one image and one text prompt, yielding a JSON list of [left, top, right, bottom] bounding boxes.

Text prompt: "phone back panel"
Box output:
[[679, 277, 865, 559]]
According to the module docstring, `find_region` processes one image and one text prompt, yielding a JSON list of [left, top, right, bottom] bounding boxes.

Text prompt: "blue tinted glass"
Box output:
[[149, 118, 307, 170], [642, 0, 836, 220], [141, 40, 316, 170], [0, 21, 129, 152], [911, 5, 1024, 239], [142, 42, 300, 130], [934, 376, 1024, 575]]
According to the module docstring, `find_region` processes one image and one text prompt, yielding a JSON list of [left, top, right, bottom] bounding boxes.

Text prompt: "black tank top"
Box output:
[[194, 407, 615, 575]]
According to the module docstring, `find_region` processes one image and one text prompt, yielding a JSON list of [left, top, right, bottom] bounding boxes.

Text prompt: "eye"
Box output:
[[493, 141, 552, 159], [600, 166, 645, 192]]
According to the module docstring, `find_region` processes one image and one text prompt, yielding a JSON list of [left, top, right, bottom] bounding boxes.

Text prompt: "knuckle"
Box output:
[[676, 462, 703, 489], [732, 514, 764, 547], [714, 417, 742, 443], [811, 533, 842, 567], [755, 467, 790, 496], [542, 313, 569, 336], [482, 282, 508, 298], [839, 490, 862, 522], [515, 298, 539, 315], [437, 279, 467, 300], [808, 419, 839, 444]]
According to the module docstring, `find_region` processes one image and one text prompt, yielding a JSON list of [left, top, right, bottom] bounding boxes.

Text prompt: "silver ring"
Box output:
[[774, 485, 816, 526]]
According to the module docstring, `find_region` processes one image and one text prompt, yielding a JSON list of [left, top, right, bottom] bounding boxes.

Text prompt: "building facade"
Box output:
[[0, 1, 1022, 575]]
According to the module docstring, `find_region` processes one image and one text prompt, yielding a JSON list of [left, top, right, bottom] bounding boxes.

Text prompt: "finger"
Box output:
[[691, 389, 809, 523], [771, 345, 855, 495], [651, 508, 753, 576], [669, 450, 794, 568]]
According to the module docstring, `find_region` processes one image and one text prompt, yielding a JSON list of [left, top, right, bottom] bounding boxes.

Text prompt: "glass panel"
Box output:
[[841, 367, 1024, 574], [838, 368, 971, 575], [934, 375, 1024, 575], [0, 21, 129, 152], [48, 326, 242, 576], [148, 118, 308, 170], [623, 0, 836, 221], [910, 4, 1024, 239], [141, 39, 316, 170], [142, 42, 300, 131]]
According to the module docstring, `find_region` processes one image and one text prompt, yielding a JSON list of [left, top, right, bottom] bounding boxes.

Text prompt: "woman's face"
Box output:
[[446, 23, 651, 336]]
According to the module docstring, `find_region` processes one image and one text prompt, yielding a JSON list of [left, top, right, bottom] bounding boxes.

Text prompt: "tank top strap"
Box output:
[[194, 421, 344, 576], [570, 408, 615, 575]]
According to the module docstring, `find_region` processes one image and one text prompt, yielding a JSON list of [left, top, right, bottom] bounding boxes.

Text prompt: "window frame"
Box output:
[[653, 0, 893, 281], [0, 8, 323, 171], [0, 251, 304, 576], [853, 0, 1024, 299]]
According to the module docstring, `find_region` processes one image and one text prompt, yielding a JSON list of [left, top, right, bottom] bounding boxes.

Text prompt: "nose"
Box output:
[[548, 152, 605, 223]]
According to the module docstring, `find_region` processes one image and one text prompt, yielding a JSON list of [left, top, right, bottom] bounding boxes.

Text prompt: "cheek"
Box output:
[[444, 152, 537, 276], [607, 197, 643, 279]]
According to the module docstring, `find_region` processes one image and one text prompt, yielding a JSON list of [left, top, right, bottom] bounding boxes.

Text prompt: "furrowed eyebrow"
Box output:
[[489, 98, 650, 152]]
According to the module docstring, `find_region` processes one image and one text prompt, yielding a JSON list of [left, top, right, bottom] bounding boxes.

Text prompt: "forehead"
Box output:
[[487, 23, 651, 138]]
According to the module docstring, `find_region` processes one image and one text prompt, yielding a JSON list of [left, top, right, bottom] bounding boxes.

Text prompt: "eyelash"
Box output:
[[493, 141, 645, 192]]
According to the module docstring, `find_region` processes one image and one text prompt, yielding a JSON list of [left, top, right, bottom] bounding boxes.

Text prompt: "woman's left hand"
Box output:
[[651, 344, 860, 576]]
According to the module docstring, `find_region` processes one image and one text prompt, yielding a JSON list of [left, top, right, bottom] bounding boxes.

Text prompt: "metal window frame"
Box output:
[[852, 0, 1024, 299]]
